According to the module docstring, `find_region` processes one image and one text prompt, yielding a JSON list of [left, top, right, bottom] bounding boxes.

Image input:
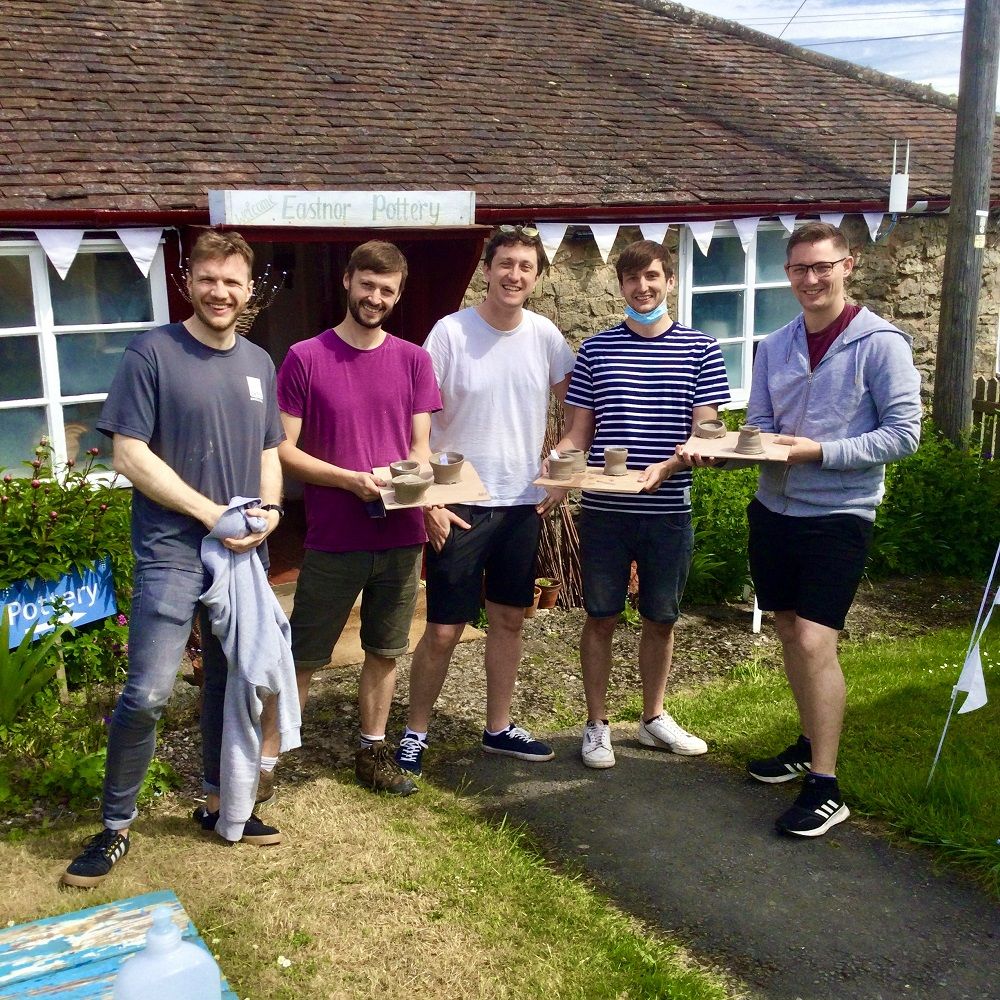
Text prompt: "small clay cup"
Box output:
[[547, 455, 575, 481], [603, 446, 629, 476], [391, 474, 431, 505], [734, 425, 765, 456], [559, 448, 587, 474], [430, 451, 464, 485], [389, 459, 420, 478], [694, 419, 727, 440]]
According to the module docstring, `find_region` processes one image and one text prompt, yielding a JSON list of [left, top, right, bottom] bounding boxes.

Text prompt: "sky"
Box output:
[[674, 0, 968, 98]]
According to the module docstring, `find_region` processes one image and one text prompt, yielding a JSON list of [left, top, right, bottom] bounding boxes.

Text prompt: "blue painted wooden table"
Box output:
[[0, 889, 239, 998]]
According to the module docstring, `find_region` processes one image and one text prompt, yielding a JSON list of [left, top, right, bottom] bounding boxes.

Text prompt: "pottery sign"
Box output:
[[208, 190, 476, 228], [2, 556, 117, 648]]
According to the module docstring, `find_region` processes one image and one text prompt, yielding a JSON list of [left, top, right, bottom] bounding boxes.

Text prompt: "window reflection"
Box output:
[[57, 330, 135, 396], [0, 407, 47, 473], [0, 256, 34, 328], [49, 253, 153, 326], [692, 290, 744, 341], [61, 402, 107, 464], [0, 336, 43, 401]]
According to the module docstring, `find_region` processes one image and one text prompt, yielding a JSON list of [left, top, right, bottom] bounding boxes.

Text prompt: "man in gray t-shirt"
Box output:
[[63, 231, 286, 889]]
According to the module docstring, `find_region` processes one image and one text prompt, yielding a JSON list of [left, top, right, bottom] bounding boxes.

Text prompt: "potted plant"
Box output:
[[535, 577, 561, 609], [524, 585, 542, 619]]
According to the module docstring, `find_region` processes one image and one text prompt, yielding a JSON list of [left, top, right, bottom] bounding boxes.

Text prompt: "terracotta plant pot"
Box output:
[[391, 474, 431, 504], [524, 585, 542, 619], [547, 455, 575, 481], [603, 446, 628, 476], [535, 577, 561, 609], [389, 459, 420, 478], [430, 451, 464, 484], [559, 448, 587, 473]]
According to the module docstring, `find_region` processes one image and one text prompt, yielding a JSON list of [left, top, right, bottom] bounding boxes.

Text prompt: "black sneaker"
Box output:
[[775, 775, 850, 837], [62, 828, 130, 888], [482, 724, 554, 761], [395, 734, 427, 776], [192, 806, 283, 845], [747, 735, 812, 784]]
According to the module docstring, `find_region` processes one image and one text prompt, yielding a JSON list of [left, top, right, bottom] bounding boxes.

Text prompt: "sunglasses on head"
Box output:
[[498, 224, 540, 239]]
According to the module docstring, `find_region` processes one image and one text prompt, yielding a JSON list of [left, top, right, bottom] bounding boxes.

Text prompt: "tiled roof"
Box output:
[[0, 0, 995, 217]]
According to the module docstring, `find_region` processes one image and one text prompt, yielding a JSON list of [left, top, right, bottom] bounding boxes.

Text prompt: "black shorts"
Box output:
[[425, 504, 541, 624], [747, 498, 873, 631]]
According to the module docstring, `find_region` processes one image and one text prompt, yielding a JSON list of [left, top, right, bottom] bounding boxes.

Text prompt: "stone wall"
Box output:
[[462, 217, 1000, 394]]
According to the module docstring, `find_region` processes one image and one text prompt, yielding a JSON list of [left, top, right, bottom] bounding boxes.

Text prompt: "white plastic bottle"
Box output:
[[113, 906, 223, 1000]]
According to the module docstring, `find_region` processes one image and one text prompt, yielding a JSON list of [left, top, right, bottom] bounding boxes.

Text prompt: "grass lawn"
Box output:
[[659, 624, 1000, 895]]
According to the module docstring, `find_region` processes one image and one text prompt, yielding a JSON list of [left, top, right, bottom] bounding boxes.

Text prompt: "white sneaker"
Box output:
[[581, 721, 616, 769], [638, 713, 707, 756]]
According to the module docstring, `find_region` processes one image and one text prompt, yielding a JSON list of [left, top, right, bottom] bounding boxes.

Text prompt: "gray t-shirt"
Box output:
[[98, 323, 284, 570]]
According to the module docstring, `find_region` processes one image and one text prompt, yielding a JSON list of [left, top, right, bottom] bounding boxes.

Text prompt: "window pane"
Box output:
[[756, 229, 790, 282], [692, 290, 744, 340], [0, 256, 35, 328], [50, 253, 153, 326], [57, 330, 135, 396], [62, 401, 108, 464], [692, 237, 744, 286], [755, 287, 801, 335], [0, 336, 43, 401], [0, 406, 47, 473], [720, 342, 745, 392]]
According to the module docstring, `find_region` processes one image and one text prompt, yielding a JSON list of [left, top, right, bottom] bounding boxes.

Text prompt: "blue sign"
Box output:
[[2, 557, 118, 648]]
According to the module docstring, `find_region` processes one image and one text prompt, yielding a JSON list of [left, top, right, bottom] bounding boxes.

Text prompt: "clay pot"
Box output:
[[735, 425, 765, 456], [559, 448, 587, 473], [603, 446, 629, 476], [535, 577, 561, 609], [391, 474, 431, 504], [430, 451, 464, 484], [524, 585, 542, 619], [547, 455, 575, 481], [389, 459, 420, 477], [694, 419, 727, 439]]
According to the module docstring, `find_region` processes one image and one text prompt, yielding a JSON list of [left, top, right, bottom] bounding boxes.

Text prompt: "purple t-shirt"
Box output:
[[277, 330, 442, 553]]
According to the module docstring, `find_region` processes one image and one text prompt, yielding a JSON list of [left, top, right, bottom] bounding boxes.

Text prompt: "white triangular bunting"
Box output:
[[35, 229, 85, 280], [819, 212, 845, 228], [536, 223, 569, 265], [733, 217, 761, 252], [117, 228, 163, 277], [639, 222, 670, 245], [955, 642, 989, 714], [862, 213, 884, 242], [778, 214, 797, 234], [687, 221, 716, 257], [588, 224, 620, 263]]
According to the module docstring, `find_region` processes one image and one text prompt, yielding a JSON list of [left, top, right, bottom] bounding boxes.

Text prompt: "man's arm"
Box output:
[[276, 412, 384, 501], [224, 446, 283, 554], [407, 411, 433, 465], [640, 404, 719, 490]]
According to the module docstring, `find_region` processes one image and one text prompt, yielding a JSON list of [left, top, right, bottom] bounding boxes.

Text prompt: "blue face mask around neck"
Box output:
[[624, 300, 668, 325]]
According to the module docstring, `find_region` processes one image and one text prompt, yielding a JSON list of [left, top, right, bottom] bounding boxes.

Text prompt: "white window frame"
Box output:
[[677, 221, 796, 407], [0, 236, 168, 470]]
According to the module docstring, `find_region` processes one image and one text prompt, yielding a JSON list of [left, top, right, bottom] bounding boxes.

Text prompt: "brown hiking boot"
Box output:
[[355, 741, 418, 796], [256, 769, 275, 806]]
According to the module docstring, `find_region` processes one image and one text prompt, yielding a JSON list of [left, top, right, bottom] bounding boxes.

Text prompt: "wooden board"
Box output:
[[680, 431, 791, 463], [533, 466, 646, 493], [374, 460, 490, 510], [0, 889, 239, 999]]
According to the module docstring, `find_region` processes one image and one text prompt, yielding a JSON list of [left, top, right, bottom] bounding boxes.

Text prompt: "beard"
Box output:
[[348, 294, 394, 329], [192, 296, 244, 332]]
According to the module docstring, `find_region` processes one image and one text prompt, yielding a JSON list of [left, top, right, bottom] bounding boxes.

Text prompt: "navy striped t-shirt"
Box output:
[[566, 321, 730, 513]]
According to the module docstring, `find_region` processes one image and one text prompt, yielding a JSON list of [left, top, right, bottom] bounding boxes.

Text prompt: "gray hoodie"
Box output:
[[748, 306, 922, 521]]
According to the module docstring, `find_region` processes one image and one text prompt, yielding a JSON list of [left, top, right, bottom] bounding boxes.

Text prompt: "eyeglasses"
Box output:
[[785, 257, 849, 278], [498, 224, 540, 239]]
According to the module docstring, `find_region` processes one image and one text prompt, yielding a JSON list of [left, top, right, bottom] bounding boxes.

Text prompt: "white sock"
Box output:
[[404, 728, 428, 744], [360, 733, 384, 748], [260, 755, 279, 773]]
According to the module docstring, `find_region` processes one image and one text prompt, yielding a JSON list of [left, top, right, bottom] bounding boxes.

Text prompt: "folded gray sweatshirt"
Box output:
[[200, 497, 302, 841]]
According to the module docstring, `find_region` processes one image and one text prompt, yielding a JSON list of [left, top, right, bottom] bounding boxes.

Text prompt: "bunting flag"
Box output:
[[819, 212, 845, 228], [687, 221, 716, 257], [955, 642, 989, 715], [35, 229, 85, 280], [778, 214, 797, 234], [536, 223, 569, 265], [639, 222, 670, 245], [588, 223, 620, 263], [117, 228, 163, 277], [733, 217, 761, 253], [862, 213, 885, 242]]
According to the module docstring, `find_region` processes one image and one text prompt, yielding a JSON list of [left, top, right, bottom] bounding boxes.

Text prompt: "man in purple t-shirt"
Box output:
[[262, 241, 441, 796]]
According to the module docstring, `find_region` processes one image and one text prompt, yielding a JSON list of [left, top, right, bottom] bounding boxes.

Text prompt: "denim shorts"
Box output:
[[579, 508, 693, 624], [747, 498, 873, 631], [289, 545, 422, 665]]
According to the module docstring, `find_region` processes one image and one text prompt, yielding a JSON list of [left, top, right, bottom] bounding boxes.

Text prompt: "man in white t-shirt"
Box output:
[[395, 225, 576, 777]]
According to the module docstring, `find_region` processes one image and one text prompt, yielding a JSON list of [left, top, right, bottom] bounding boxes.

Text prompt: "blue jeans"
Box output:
[[102, 565, 227, 829]]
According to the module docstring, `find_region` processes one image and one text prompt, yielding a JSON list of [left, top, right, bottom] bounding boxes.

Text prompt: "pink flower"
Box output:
[[30, 479, 41, 489], [49, 511, 58, 520], [116, 614, 128, 627], [88, 447, 100, 456]]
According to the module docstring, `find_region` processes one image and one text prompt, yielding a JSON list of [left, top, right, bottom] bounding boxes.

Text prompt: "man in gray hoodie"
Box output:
[[741, 222, 921, 837]]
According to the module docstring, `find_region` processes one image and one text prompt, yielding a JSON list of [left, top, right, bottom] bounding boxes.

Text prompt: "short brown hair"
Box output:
[[615, 240, 674, 284], [483, 226, 546, 274], [189, 230, 254, 275], [786, 222, 850, 260], [346, 240, 408, 291]]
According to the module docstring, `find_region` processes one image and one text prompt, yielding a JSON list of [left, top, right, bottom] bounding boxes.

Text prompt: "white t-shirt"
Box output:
[[425, 306, 576, 506]]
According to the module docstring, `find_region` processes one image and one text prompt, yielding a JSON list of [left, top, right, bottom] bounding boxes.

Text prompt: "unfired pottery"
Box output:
[[735, 425, 765, 456], [430, 451, 464, 484], [391, 474, 431, 504], [548, 455, 575, 481], [694, 419, 727, 439], [389, 459, 420, 478], [559, 448, 587, 473], [603, 446, 629, 476]]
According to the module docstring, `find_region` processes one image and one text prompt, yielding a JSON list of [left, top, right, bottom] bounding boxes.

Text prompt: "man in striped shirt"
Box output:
[[549, 239, 730, 769]]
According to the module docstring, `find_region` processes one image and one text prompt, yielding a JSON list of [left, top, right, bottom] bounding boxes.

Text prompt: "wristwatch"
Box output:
[[260, 503, 285, 519]]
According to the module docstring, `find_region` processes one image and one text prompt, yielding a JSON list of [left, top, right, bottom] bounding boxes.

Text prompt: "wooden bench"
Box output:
[[0, 889, 238, 998]]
